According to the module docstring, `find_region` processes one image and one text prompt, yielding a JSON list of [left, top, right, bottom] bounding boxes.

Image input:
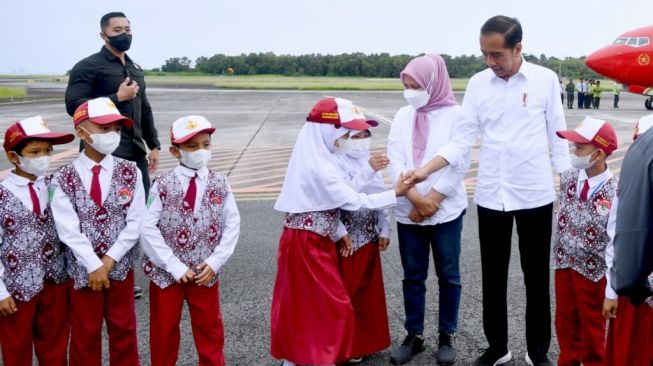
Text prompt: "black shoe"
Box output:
[[435, 333, 457, 365], [134, 286, 143, 299], [472, 348, 512, 366], [525, 353, 553, 366], [390, 333, 425, 365]]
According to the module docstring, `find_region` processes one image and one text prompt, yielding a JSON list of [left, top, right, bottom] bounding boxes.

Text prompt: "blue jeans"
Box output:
[[397, 211, 465, 335]]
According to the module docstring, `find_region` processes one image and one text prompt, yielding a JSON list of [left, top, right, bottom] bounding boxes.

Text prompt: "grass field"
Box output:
[[0, 86, 27, 100]]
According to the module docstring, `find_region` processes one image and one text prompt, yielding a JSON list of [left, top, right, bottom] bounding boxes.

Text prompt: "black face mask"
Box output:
[[106, 32, 132, 52]]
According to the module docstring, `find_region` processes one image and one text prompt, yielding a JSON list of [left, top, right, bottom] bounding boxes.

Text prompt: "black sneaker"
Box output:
[[472, 348, 512, 366], [390, 333, 425, 365], [435, 333, 457, 365], [525, 353, 553, 366], [134, 286, 143, 299]]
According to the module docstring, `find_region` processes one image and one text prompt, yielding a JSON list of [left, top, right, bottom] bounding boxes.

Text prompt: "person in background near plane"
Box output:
[[612, 82, 621, 108], [566, 79, 575, 109], [584, 79, 594, 109], [592, 81, 602, 109], [576, 78, 585, 109], [560, 79, 565, 104]]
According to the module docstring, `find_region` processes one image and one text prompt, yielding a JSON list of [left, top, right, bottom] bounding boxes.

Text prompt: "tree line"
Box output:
[[158, 52, 601, 80]]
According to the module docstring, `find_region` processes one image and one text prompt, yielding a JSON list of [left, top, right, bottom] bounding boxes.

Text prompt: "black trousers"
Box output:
[[577, 92, 584, 108], [477, 203, 553, 357], [584, 94, 592, 109], [566, 92, 574, 109], [134, 156, 151, 197], [613, 94, 619, 108]]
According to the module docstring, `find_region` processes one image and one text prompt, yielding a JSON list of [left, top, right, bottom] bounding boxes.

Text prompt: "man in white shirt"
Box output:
[[404, 16, 570, 366], [576, 78, 585, 109]]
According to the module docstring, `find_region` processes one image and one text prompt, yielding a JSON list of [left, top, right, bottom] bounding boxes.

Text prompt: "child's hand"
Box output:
[[88, 266, 110, 291], [409, 209, 426, 223], [378, 237, 390, 251], [0, 296, 17, 317], [338, 235, 354, 257], [195, 263, 216, 286], [368, 153, 390, 171], [101, 255, 116, 272], [394, 173, 412, 197], [178, 268, 196, 284], [603, 298, 619, 319]]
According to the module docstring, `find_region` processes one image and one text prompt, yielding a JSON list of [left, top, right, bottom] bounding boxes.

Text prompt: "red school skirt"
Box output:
[[270, 227, 354, 365], [338, 241, 391, 358]]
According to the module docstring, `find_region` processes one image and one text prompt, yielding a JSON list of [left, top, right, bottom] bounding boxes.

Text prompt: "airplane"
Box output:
[[585, 25, 653, 110]]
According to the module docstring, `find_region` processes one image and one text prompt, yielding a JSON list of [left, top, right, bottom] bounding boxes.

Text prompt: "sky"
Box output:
[[0, 0, 651, 74]]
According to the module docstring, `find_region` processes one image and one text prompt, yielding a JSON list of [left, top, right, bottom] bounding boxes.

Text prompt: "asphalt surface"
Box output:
[[0, 87, 650, 365]]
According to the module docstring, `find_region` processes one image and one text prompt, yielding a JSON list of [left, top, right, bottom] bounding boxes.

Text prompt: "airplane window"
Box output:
[[613, 37, 627, 45], [638, 37, 650, 46], [627, 38, 638, 46]]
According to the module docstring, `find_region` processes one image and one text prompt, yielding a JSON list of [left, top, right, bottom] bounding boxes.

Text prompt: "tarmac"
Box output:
[[0, 87, 649, 365]]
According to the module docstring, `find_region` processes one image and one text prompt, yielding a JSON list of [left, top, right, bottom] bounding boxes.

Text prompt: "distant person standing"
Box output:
[[560, 79, 564, 104], [65, 12, 161, 195], [593, 81, 602, 109], [566, 79, 575, 109], [612, 82, 621, 108], [576, 78, 585, 109], [584, 79, 593, 109]]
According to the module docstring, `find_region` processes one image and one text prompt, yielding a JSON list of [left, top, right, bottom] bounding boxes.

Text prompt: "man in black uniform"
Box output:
[[66, 12, 160, 195], [66, 12, 160, 299]]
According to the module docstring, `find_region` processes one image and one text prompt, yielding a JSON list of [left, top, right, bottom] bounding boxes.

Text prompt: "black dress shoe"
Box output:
[[390, 333, 425, 365], [525, 352, 553, 366], [435, 332, 457, 365], [472, 348, 512, 366]]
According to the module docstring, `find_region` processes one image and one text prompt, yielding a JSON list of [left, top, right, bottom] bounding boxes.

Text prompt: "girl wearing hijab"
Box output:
[[387, 54, 469, 366], [336, 127, 392, 363], [271, 97, 410, 366]]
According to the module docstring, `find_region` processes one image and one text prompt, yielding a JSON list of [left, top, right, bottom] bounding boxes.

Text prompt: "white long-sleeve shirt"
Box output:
[[50, 153, 145, 274], [605, 195, 619, 300], [140, 165, 240, 281], [438, 60, 571, 211], [388, 105, 468, 225], [0, 173, 49, 300]]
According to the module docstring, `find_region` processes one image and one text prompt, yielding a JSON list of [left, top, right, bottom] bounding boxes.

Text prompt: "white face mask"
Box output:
[[18, 155, 51, 176], [333, 138, 353, 155], [346, 138, 371, 159], [571, 150, 598, 170], [88, 131, 121, 155], [180, 149, 211, 170], [404, 89, 430, 110]]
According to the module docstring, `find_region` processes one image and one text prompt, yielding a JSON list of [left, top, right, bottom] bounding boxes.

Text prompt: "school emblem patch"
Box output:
[[117, 188, 133, 204], [595, 199, 611, 216]]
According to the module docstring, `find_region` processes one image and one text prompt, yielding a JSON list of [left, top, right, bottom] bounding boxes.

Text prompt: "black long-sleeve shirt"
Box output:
[[65, 46, 160, 159], [611, 127, 653, 304]]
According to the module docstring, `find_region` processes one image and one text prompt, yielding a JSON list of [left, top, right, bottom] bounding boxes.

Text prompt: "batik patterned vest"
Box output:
[[284, 209, 340, 242], [53, 158, 139, 290], [340, 209, 379, 251], [0, 179, 67, 302], [554, 169, 617, 282], [142, 170, 228, 289]]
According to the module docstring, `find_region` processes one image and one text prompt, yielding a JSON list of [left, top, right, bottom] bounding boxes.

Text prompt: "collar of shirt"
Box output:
[[4, 171, 44, 187], [100, 46, 132, 64], [578, 167, 613, 190], [77, 151, 114, 173], [175, 164, 209, 181], [490, 58, 530, 84]]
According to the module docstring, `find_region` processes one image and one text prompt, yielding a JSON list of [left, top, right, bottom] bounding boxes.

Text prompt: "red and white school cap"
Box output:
[[170, 115, 216, 144], [306, 97, 379, 131], [73, 97, 134, 128], [634, 114, 653, 141], [3, 116, 74, 151], [556, 116, 618, 155]]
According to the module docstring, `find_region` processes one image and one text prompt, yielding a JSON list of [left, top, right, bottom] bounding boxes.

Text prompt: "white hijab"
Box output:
[[274, 122, 359, 213]]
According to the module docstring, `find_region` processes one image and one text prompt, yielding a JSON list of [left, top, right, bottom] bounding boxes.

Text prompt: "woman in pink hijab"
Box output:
[[386, 54, 470, 365]]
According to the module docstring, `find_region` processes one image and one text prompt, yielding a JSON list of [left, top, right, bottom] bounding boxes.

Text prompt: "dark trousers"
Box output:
[[567, 92, 574, 109], [397, 211, 465, 335], [584, 94, 592, 109], [613, 94, 619, 108], [577, 92, 584, 108], [477, 203, 552, 357], [134, 156, 151, 197]]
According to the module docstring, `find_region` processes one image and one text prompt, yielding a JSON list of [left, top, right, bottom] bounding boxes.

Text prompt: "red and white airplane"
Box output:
[[586, 25, 653, 110]]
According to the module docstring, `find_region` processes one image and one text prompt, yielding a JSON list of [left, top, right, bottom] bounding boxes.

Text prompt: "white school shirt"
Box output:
[[388, 105, 468, 225], [576, 168, 613, 199], [50, 153, 145, 274], [605, 195, 619, 300], [438, 60, 571, 211], [140, 165, 241, 281], [0, 173, 49, 300], [576, 82, 584, 93]]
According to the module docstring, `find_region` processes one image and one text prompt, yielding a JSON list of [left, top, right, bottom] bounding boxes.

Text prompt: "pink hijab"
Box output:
[[400, 54, 457, 167]]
